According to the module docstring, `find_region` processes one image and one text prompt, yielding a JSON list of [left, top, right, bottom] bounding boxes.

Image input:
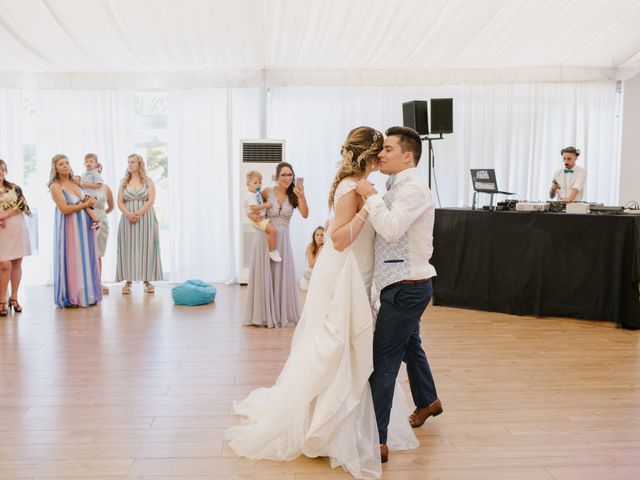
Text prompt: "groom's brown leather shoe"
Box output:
[[409, 398, 443, 428], [380, 443, 389, 463]]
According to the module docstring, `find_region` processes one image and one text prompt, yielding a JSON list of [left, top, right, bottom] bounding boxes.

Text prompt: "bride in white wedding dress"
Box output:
[[225, 127, 417, 479]]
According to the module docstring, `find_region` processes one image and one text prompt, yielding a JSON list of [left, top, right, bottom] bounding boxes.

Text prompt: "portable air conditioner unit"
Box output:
[[239, 139, 285, 284]]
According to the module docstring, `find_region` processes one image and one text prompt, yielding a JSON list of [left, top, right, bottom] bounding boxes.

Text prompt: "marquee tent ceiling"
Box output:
[[1, 0, 640, 87]]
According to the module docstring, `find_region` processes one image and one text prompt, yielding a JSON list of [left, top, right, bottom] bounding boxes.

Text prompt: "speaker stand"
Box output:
[[421, 133, 443, 190]]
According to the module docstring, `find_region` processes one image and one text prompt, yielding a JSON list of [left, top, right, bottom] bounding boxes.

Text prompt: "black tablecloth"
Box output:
[[431, 208, 640, 329]]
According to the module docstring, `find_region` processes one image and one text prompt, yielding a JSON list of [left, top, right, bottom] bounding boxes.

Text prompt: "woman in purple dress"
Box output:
[[244, 162, 309, 327]]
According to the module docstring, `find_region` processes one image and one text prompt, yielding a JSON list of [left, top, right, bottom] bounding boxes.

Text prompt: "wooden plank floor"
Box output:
[[1, 283, 639, 479]]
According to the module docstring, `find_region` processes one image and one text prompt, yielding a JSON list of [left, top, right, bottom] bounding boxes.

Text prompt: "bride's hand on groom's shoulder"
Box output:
[[356, 179, 377, 199]]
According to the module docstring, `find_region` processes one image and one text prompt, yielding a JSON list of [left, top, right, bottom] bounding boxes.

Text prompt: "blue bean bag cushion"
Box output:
[[171, 279, 216, 306]]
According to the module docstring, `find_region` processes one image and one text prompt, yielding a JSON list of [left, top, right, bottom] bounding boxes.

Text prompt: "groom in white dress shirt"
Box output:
[[356, 126, 442, 463]]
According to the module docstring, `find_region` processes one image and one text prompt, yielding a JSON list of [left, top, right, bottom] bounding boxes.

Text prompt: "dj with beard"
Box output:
[[549, 146, 587, 202]]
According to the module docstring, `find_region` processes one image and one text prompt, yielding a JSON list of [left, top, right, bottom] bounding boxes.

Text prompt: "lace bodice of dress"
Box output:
[[331, 178, 375, 293], [266, 189, 295, 227]]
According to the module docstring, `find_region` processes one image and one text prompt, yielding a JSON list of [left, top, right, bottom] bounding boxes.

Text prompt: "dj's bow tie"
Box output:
[[564, 169, 573, 173]]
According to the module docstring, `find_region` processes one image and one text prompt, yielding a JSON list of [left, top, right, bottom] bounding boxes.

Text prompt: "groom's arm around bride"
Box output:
[[356, 126, 442, 462]]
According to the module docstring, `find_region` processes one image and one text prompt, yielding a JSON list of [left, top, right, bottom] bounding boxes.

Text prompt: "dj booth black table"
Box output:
[[431, 208, 640, 329]]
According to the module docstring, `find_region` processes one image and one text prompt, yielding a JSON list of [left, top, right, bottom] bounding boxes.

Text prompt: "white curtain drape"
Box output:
[[1, 82, 622, 285], [167, 88, 230, 282], [0, 89, 24, 184], [268, 83, 621, 275], [167, 87, 262, 282], [29, 90, 136, 285]]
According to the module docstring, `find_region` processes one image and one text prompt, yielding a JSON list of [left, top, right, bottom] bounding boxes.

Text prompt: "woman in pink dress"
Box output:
[[0, 159, 32, 317]]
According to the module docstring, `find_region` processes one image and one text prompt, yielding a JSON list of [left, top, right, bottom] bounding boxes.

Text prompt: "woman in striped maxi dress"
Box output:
[[49, 154, 102, 308], [115, 154, 163, 294]]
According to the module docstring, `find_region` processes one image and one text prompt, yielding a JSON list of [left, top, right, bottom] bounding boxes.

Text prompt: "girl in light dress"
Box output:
[[299, 225, 325, 291]]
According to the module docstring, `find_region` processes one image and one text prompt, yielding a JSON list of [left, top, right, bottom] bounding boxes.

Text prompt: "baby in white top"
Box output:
[[81, 153, 104, 197], [244, 170, 281, 262]]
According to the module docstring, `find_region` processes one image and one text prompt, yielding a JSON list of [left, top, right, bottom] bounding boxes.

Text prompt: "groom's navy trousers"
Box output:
[[369, 279, 438, 443]]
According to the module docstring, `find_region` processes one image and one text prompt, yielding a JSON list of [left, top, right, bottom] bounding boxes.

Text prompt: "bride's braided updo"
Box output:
[[327, 126, 383, 208]]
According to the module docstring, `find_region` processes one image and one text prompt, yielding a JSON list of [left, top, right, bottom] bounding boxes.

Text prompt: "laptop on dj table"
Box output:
[[470, 169, 513, 195]]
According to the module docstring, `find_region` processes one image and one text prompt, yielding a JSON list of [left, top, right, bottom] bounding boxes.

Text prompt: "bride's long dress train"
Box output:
[[225, 180, 417, 479]]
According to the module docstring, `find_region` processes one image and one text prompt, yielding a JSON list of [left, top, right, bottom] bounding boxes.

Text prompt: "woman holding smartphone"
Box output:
[[244, 162, 309, 328]]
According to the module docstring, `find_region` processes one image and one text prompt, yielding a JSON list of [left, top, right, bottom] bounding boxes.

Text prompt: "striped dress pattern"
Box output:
[[115, 184, 163, 282], [53, 190, 102, 307]]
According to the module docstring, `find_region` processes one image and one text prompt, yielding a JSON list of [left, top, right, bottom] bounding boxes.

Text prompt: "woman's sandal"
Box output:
[[9, 298, 22, 313]]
